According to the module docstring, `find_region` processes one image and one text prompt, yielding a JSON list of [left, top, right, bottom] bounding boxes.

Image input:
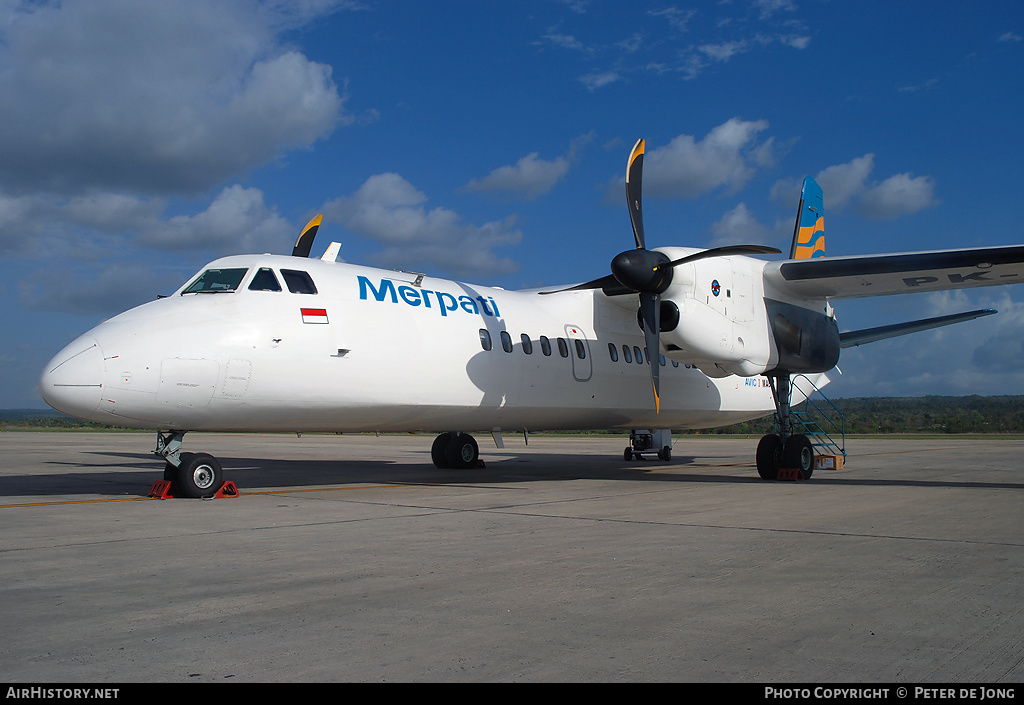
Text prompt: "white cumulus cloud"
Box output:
[[463, 154, 571, 201], [141, 186, 294, 253], [323, 173, 522, 279], [814, 154, 877, 211], [0, 0, 347, 195], [462, 135, 593, 200], [637, 118, 771, 199], [857, 173, 938, 220], [772, 154, 937, 220], [708, 203, 770, 247]]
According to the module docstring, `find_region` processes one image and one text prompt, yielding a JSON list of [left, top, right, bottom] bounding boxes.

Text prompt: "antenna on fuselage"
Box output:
[[321, 242, 342, 262]]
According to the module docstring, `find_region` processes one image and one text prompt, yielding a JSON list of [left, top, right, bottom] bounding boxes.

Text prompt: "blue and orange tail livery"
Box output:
[[789, 177, 825, 259]]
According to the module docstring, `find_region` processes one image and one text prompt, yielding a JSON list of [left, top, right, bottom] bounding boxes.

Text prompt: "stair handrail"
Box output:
[[789, 374, 846, 457]]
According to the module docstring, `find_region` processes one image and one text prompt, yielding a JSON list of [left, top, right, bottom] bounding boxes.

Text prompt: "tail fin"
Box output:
[[789, 177, 825, 259]]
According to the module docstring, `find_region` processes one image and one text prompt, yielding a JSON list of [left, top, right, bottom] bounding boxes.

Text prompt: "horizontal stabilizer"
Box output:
[[839, 308, 997, 348], [766, 245, 1024, 299]]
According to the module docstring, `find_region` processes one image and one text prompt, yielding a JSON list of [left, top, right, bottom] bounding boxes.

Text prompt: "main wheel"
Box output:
[[444, 433, 479, 469], [431, 433, 453, 468], [624, 447, 633, 461], [175, 452, 223, 498], [756, 434, 782, 480], [782, 434, 814, 479], [658, 446, 671, 461]]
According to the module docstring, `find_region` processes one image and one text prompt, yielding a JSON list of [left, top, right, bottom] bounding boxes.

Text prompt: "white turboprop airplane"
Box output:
[[39, 139, 1020, 497]]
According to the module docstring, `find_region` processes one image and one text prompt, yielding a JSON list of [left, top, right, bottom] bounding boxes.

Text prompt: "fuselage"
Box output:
[[39, 253, 817, 433]]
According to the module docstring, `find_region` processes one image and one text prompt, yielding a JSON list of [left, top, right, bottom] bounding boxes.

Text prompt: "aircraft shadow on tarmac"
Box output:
[[4, 447, 1024, 498], [0, 448, 762, 498]]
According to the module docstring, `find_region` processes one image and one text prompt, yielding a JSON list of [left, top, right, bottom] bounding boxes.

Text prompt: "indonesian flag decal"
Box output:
[[301, 308, 329, 324]]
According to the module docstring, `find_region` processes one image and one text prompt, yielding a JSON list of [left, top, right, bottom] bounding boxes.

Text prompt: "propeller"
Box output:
[[626, 139, 665, 413], [291, 214, 323, 258], [541, 138, 781, 413]]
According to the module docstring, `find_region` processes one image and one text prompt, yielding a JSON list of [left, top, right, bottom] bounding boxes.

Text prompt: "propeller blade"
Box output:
[[663, 244, 781, 269], [626, 138, 645, 250], [291, 214, 323, 258], [538, 274, 619, 295], [639, 291, 661, 413], [545, 244, 781, 293]]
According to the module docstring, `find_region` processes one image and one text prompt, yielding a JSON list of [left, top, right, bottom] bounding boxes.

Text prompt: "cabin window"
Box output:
[[248, 268, 282, 292], [660, 354, 666, 367], [281, 269, 318, 295], [633, 346, 643, 364], [557, 338, 569, 358], [521, 334, 533, 355], [479, 329, 492, 351], [574, 340, 586, 360], [622, 345, 632, 363], [539, 336, 552, 356], [500, 330, 513, 353], [182, 268, 248, 294], [608, 343, 618, 362], [672, 360, 679, 368]]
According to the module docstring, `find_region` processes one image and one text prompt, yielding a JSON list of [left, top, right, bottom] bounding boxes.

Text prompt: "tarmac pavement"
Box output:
[[1, 431, 1022, 682]]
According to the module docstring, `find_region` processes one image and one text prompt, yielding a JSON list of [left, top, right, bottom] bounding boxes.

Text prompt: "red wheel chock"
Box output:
[[148, 480, 239, 499], [776, 468, 808, 481]]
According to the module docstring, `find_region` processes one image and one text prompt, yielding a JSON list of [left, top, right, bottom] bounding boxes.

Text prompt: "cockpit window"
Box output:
[[248, 267, 282, 292], [281, 269, 318, 295], [182, 268, 248, 294]]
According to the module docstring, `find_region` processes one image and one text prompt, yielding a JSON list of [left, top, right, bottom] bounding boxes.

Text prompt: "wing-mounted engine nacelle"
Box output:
[[660, 294, 771, 378], [656, 255, 775, 378], [661, 297, 839, 378], [764, 299, 840, 374]]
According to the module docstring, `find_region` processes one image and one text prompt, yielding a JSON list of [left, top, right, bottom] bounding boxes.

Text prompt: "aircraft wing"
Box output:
[[763, 244, 1024, 300], [839, 308, 997, 348]]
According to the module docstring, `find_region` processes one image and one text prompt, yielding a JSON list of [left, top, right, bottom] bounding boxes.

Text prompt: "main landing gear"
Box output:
[[430, 432, 481, 469], [154, 431, 226, 498], [756, 374, 814, 481]]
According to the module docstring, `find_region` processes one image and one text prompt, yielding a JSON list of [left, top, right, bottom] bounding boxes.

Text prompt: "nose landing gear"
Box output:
[[154, 431, 230, 498]]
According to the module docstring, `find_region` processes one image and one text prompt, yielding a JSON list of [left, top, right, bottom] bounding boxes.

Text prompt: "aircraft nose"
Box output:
[[39, 336, 104, 418]]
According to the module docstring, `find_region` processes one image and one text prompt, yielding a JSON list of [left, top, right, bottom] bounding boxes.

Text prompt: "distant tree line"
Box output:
[[0, 410, 136, 430], [680, 396, 1024, 435]]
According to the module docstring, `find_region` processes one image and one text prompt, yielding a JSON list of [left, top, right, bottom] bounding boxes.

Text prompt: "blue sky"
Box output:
[[2, 0, 1024, 408]]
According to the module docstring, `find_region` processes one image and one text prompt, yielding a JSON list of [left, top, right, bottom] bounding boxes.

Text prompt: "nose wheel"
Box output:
[[154, 431, 227, 498]]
